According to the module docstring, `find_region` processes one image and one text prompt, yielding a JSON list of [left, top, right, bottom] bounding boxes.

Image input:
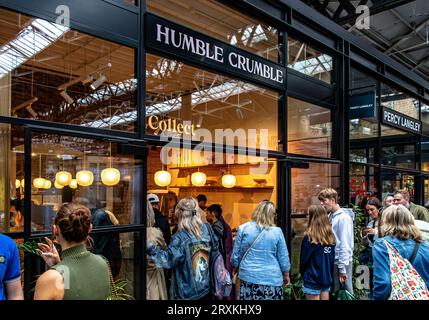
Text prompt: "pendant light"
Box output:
[[191, 168, 206, 187], [154, 169, 171, 187], [100, 57, 120, 187], [54, 181, 64, 189], [56, 155, 72, 186], [101, 142, 120, 186], [43, 180, 52, 189], [154, 148, 171, 187], [69, 179, 78, 189], [76, 147, 93, 186], [15, 179, 21, 189], [21, 179, 25, 188], [33, 154, 46, 188], [222, 164, 236, 188]]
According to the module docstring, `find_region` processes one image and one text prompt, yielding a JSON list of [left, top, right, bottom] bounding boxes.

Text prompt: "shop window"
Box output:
[[422, 136, 429, 172], [287, 97, 332, 158], [424, 177, 429, 208], [27, 131, 143, 234], [0, 124, 24, 233], [146, 54, 280, 151], [382, 171, 415, 202], [381, 82, 419, 119], [381, 144, 416, 170], [290, 162, 340, 275], [349, 164, 379, 207], [0, 8, 136, 132], [147, 0, 281, 63], [147, 145, 277, 232], [288, 36, 333, 84], [350, 148, 375, 164], [349, 68, 378, 141]]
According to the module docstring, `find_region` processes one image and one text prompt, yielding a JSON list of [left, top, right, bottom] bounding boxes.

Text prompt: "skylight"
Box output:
[[288, 54, 333, 77], [0, 18, 69, 79]]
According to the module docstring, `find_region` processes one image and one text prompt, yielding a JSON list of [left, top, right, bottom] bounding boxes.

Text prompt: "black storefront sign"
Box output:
[[382, 106, 422, 134], [349, 92, 376, 119], [146, 13, 286, 91]]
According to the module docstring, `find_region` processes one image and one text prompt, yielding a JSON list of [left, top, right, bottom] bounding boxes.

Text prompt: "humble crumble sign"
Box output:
[[146, 13, 286, 91]]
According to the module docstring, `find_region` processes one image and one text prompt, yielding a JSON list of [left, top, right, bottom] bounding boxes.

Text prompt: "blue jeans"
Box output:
[[302, 286, 331, 295]]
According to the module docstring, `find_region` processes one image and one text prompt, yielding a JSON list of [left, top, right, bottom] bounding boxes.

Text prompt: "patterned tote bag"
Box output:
[[384, 240, 429, 300]]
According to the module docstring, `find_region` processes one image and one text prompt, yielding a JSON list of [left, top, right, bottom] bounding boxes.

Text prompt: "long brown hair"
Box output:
[[305, 205, 336, 245]]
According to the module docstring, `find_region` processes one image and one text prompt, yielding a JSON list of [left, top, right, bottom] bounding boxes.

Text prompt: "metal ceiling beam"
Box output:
[[304, 0, 415, 26], [385, 12, 429, 54]]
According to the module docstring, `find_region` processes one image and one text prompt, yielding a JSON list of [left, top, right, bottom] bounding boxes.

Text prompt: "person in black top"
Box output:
[[300, 205, 336, 300], [147, 193, 171, 245]]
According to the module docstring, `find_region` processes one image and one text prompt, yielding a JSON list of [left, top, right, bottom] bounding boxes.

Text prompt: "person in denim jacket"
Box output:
[[231, 200, 290, 300], [373, 204, 429, 299], [147, 197, 218, 300]]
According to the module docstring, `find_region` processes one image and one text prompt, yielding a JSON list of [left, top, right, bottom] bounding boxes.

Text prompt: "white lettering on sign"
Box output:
[[155, 23, 283, 84], [383, 109, 421, 133]]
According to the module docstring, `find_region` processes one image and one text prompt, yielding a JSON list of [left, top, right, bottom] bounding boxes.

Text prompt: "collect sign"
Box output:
[[382, 107, 422, 134], [146, 13, 286, 91], [349, 92, 375, 119]]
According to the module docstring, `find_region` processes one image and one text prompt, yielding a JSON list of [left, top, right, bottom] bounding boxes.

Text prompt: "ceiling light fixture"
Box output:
[[191, 169, 206, 187], [33, 154, 46, 189], [90, 73, 107, 90], [101, 142, 121, 186]]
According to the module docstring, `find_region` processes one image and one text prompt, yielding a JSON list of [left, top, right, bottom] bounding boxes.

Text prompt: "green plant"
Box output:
[[107, 279, 135, 300], [283, 273, 304, 300], [345, 203, 369, 300], [17, 239, 43, 255]]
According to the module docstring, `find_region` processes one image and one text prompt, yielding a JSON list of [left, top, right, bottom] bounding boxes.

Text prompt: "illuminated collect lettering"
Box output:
[[148, 115, 196, 135]]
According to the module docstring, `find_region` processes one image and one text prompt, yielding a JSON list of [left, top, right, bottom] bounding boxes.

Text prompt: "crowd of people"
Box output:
[[1, 188, 429, 300]]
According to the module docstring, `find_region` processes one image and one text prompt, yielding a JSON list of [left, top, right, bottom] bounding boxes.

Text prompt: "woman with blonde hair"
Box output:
[[147, 197, 219, 300], [300, 205, 335, 300], [231, 200, 290, 300], [373, 204, 429, 299], [146, 201, 167, 300]]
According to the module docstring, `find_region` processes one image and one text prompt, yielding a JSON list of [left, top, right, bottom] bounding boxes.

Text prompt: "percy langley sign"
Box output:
[[382, 107, 421, 134], [146, 13, 286, 90]]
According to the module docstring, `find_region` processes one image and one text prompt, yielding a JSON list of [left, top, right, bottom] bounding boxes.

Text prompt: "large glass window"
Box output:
[[349, 67, 378, 143], [381, 144, 416, 170], [287, 97, 332, 158], [349, 164, 379, 207], [381, 82, 419, 119], [146, 54, 280, 151], [382, 171, 415, 202], [290, 162, 340, 275], [0, 124, 24, 233], [0, 8, 136, 131], [288, 36, 333, 84], [147, 145, 277, 232], [147, 0, 281, 63], [28, 131, 143, 234]]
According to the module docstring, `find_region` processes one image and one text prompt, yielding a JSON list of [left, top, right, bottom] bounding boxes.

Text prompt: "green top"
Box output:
[[409, 202, 429, 223], [51, 244, 110, 300]]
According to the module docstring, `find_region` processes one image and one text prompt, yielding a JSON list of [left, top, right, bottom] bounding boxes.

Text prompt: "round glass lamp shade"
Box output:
[[21, 179, 25, 188], [191, 171, 206, 187], [43, 180, 52, 189], [15, 179, 21, 189], [69, 179, 78, 189], [154, 170, 171, 187], [33, 178, 46, 189], [76, 170, 94, 186], [222, 174, 236, 188], [101, 168, 121, 186], [54, 181, 64, 189], [55, 171, 72, 186]]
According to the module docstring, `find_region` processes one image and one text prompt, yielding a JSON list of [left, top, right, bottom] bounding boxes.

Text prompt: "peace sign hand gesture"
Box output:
[[37, 237, 61, 267]]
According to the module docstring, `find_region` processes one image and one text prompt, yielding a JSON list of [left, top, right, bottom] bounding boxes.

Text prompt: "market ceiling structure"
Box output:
[[301, 0, 429, 82]]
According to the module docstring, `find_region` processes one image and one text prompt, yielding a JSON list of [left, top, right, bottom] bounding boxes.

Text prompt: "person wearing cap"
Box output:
[[148, 193, 171, 245]]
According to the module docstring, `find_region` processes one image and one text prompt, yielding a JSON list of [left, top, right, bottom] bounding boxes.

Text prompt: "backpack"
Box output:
[[207, 224, 232, 299], [384, 240, 429, 300]]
